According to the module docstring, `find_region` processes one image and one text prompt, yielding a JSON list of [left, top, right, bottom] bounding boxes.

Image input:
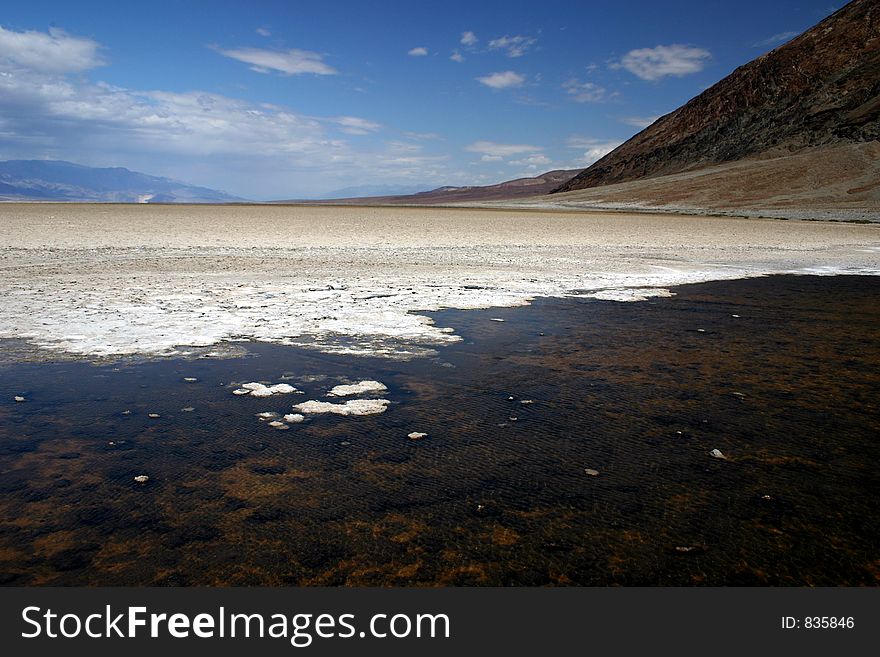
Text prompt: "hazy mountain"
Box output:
[[554, 0, 879, 194], [314, 183, 434, 199], [0, 160, 246, 203], [293, 169, 583, 205]]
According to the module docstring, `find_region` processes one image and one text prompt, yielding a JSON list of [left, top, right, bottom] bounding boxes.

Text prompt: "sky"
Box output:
[[0, 0, 841, 199]]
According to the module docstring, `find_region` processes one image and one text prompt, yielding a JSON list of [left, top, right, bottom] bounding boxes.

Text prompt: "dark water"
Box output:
[[0, 275, 878, 586]]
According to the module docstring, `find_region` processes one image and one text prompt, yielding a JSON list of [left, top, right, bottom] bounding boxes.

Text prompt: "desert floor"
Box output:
[[1, 203, 878, 361]]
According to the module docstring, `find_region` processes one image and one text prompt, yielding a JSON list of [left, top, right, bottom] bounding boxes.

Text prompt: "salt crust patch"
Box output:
[[292, 399, 390, 416], [0, 264, 752, 360], [235, 382, 299, 397], [1, 223, 878, 360], [327, 380, 387, 397], [585, 288, 675, 302]]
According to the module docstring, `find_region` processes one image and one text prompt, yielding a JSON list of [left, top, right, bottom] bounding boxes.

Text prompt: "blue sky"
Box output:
[[0, 0, 840, 199]]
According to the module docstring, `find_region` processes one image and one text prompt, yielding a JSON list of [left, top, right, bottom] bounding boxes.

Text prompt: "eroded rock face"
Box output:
[[554, 0, 880, 193]]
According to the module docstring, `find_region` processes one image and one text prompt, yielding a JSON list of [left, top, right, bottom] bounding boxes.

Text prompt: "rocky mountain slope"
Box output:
[[496, 142, 879, 222], [554, 0, 879, 194]]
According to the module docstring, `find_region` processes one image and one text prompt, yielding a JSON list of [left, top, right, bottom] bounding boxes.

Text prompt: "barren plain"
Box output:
[[1, 203, 878, 361]]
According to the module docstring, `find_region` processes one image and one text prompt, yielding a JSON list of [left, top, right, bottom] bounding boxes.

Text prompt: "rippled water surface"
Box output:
[[1, 275, 878, 585]]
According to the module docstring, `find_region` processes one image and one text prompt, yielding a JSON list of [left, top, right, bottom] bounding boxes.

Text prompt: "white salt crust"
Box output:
[[326, 380, 388, 397], [292, 399, 391, 416], [234, 383, 299, 397], [1, 206, 877, 361]]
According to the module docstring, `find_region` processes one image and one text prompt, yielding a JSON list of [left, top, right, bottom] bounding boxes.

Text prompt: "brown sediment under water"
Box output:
[[0, 274, 878, 586]]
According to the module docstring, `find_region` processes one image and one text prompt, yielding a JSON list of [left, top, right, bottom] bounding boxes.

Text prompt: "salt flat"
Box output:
[[0, 203, 878, 360]]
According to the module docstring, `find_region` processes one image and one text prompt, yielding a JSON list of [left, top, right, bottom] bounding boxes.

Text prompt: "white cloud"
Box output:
[[620, 115, 661, 128], [562, 78, 609, 103], [753, 31, 799, 47], [476, 70, 525, 90], [0, 26, 103, 73], [385, 140, 422, 153], [0, 26, 454, 198], [488, 35, 537, 58], [465, 141, 543, 157], [480, 155, 502, 162], [450, 50, 465, 63], [508, 154, 551, 167], [403, 131, 442, 141], [216, 46, 337, 75], [615, 44, 710, 81], [461, 31, 478, 46], [408, 46, 428, 56], [0, 71, 336, 163], [256, 27, 271, 37], [566, 136, 623, 164], [332, 116, 381, 135]]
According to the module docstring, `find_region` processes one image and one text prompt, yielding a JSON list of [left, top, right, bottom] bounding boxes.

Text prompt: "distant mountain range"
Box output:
[[0, 160, 245, 203], [288, 169, 583, 205], [553, 0, 879, 195], [314, 183, 434, 199]]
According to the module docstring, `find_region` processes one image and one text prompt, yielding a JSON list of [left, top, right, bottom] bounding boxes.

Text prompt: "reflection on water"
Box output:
[[0, 275, 878, 586]]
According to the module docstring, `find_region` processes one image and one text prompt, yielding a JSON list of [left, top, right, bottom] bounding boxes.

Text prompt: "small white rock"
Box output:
[[134, 475, 149, 484], [283, 413, 305, 423], [709, 448, 726, 460], [232, 388, 250, 395], [14, 396, 25, 402], [490, 318, 505, 322], [268, 421, 289, 430], [584, 468, 600, 477], [148, 413, 160, 418], [408, 432, 428, 440], [180, 407, 195, 412], [256, 412, 276, 419], [183, 377, 198, 382]]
